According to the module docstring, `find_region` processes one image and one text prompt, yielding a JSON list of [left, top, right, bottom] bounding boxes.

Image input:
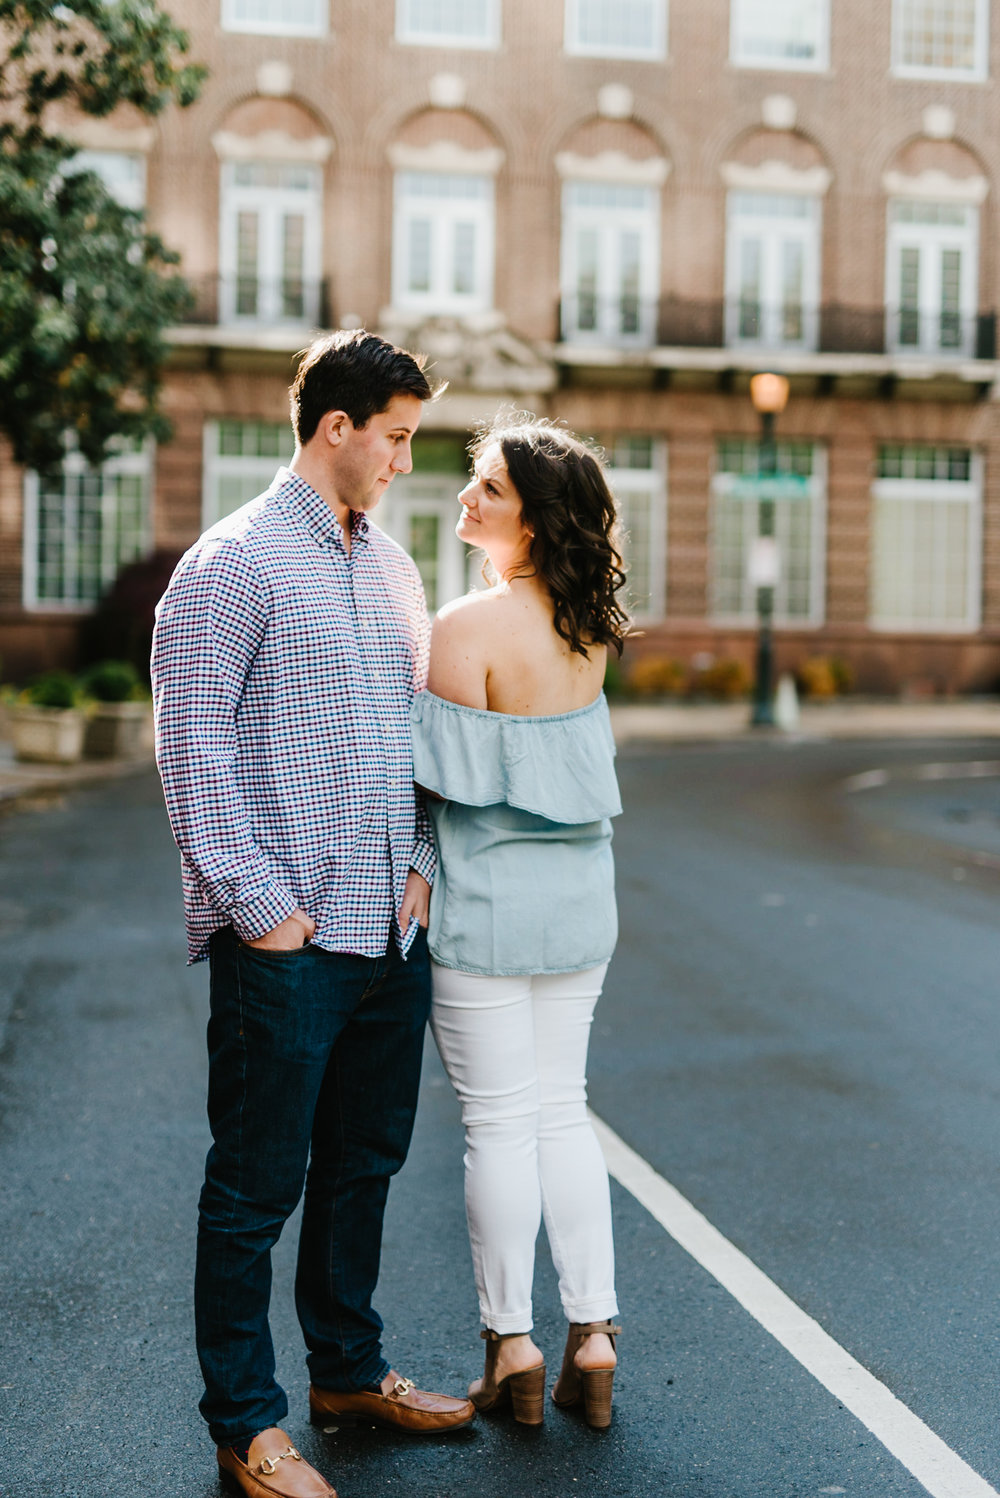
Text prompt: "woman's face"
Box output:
[[455, 442, 532, 565]]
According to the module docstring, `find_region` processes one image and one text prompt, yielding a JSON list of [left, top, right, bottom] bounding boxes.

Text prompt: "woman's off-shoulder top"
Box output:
[[410, 690, 622, 975]]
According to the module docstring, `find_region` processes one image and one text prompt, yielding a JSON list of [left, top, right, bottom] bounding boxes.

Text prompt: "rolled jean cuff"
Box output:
[[480, 1309, 534, 1336], [561, 1296, 619, 1324]]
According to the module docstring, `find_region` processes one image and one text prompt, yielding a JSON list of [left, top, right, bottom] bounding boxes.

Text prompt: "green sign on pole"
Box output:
[[716, 473, 811, 500]]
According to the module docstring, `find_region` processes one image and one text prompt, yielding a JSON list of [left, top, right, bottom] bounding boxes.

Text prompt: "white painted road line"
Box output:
[[591, 1113, 999, 1498]]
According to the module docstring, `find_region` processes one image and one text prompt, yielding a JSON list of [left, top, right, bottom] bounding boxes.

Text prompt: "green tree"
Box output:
[[0, 0, 206, 474]]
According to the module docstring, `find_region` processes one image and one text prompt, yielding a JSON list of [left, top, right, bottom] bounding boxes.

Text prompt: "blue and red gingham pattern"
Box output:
[[151, 467, 435, 964]]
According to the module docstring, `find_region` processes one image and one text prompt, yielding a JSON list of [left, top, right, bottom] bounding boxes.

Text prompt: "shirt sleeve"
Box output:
[[151, 538, 299, 940]]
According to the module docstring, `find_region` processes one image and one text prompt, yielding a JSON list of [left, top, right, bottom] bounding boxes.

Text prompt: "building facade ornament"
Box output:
[[377, 312, 556, 394], [555, 149, 670, 185]]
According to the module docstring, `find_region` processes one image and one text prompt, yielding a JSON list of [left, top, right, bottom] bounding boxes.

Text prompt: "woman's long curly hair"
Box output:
[[470, 413, 630, 658]]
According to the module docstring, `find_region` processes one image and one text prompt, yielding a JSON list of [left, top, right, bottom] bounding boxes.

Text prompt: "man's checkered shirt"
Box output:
[[151, 467, 435, 964]]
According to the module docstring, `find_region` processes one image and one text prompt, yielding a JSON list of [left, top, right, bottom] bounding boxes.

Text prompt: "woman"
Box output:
[[410, 414, 629, 1430]]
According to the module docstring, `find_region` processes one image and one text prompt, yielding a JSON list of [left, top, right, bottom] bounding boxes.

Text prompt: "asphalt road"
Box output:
[[1, 739, 998, 1498]]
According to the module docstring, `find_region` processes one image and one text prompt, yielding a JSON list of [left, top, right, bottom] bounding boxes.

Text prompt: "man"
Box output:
[[152, 330, 474, 1498]]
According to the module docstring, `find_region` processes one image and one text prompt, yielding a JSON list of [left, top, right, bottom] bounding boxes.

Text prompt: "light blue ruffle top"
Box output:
[[410, 690, 622, 976]]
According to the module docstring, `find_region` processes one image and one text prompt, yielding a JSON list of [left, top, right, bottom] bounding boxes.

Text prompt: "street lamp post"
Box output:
[[748, 371, 790, 728]]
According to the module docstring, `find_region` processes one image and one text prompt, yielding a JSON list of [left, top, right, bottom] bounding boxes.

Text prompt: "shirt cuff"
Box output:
[[229, 882, 300, 942], [409, 838, 436, 887]]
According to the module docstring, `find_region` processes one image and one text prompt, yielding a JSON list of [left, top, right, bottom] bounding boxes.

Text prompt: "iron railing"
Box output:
[[558, 295, 997, 360], [178, 274, 333, 329]]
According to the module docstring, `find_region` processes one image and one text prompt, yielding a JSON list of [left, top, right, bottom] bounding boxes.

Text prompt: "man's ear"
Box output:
[[321, 409, 351, 446]]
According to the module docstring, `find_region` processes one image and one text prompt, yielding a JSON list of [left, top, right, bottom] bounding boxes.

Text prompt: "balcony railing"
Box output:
[[178, 275, 332, 330], [558, 295, 998, 361]]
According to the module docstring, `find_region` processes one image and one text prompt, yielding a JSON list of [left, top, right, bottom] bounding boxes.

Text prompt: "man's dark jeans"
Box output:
[[195, 924, 431, 1447]]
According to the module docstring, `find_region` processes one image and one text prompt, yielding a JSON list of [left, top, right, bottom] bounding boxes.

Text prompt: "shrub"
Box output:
[[628, 655, 687, 697], [603, 655, 625, 699], [78, 548, 184, 684], [82, 660, 143, 704], [689, 657, 749, 700], [797, 655, 854, 699], [23, 671, 79, 709], [830, 656, 855, 694]]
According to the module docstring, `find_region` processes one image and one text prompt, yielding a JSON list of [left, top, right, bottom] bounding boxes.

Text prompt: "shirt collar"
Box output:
[[273, 466, 370, 551]]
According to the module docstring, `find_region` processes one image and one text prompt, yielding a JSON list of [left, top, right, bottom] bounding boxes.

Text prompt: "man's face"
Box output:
[[332, 394, 424, 513]]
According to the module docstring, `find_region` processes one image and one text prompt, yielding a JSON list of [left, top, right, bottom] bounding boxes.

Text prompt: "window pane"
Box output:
[[898, 0, 979, 70], [712, 441, 819, 622], [872, 495, 973, 624], [408, 513, 441, 610], [615, 487, 653, 614], [619, 229, 641, 335], [30, 450, 150, 607], [567, 181, 652, 213], [395, 172, 492, 309], [573, 0, 661, 52], [452, 220, 476, 295], [407, 219, 432, 293], [605, 438, 666, 618], [228, 0, 323, 31], [399, 0, 492, 41], [65, 150, 146, 210], [739, 237, 762, 339], [899, 245, 920, 345], [236, 212, 259, 316], [781, 238, 804, 342], [876, 444, 972, 481], [940, 247, 962, 347], [205, 422, 293, 527], [281, 213, 305, 318], [735, 0, 825, 64]]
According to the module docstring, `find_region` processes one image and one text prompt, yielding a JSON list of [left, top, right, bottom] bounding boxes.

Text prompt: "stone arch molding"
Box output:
[[882, 136, 989, 205], [387, 107, 505, 176], [211, 97, 334, 165], [720, 127, 832, 196], [554, 116, 670, 186]]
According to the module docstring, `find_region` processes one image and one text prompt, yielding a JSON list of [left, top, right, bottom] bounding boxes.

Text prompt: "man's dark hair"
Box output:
[[290, 329, 436, 445]]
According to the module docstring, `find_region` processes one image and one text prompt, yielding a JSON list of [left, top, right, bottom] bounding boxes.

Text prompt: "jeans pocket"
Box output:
[[237, 939, 314, 959]]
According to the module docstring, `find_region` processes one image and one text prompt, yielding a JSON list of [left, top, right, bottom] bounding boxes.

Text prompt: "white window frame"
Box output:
[[219, 160, 323, 328], [605, 438, 667, 621], [891, 0, 989, 79], [725, 190, 822, 352], [23, 441, 152, 612], [730, 0, 829, 70], [560, 179, 660, 347], [870, 448, 982, 632], [377, 475, 472, 612], [564, 0, 668, 59], [221, 0, 325, 37], [710, 442, 827, 627], [64, 149, 146, 210], [202, 420, 293, 531], [395, 0, 501, 48], [392, 171, 495, 315], [885, 199, 979, 357]]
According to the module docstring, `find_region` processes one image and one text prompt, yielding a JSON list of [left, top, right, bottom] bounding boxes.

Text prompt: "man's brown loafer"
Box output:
[[309, 1374, 476, 1435], [217, 1427, 338, 1497]]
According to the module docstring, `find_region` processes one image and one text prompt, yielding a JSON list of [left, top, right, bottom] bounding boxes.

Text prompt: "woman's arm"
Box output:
[[427, 600, 490, 709]]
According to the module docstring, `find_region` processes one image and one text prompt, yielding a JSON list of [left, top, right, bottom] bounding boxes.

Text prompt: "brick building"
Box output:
[[6, 0, 1000, 693]]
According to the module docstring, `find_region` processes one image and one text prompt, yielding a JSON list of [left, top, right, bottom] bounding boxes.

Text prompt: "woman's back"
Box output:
[[429, 581, 606, 717]]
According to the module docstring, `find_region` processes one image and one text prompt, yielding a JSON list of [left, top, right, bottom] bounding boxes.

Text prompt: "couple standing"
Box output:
[[151, 330, 630, 1498]]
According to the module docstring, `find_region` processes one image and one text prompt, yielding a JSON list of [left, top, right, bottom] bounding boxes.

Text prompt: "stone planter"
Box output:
[[9, 705, 86, 764], [84, 701, 152, 759]]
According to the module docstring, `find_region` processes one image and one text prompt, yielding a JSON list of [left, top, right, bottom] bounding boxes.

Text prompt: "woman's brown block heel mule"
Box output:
[[468, 1329, 546, 1426], [551, 1320, 621, 1430]]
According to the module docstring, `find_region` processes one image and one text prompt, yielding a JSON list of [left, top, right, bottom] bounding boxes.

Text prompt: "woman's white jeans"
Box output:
[[430, 961, 619, 1334]]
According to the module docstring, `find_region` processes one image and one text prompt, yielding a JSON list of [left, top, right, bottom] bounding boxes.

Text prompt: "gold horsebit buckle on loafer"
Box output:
[[389, 1378, 415, 1399], [257, 1445, 302, 1477]]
